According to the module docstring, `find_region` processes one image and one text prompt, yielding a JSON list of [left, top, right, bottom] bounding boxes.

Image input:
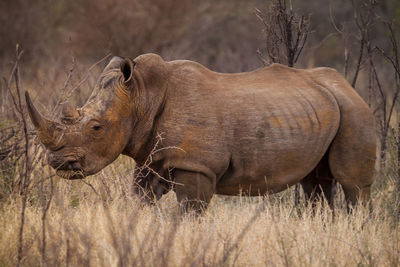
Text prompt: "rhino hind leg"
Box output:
[[301, 153, 334, 208], [327, 105, 376, 210]]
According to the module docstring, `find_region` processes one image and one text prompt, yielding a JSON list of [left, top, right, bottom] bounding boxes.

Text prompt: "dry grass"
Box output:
[[0, 54, 399, 267], [0, 154, 399, 267]]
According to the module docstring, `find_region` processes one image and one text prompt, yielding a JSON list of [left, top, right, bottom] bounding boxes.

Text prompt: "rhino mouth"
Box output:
[[56, 169, 86, 180]]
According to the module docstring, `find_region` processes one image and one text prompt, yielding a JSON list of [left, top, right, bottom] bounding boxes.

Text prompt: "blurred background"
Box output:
[[0, 0, 398, 73], [1, 0, 400, 197], [0, 0, 399, 105]]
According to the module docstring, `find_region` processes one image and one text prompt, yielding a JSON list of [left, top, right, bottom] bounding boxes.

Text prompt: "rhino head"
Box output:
[[25, 56, 157, 179]]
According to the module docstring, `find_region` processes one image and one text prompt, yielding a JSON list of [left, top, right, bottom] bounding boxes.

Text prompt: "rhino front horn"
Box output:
[[25, 91, 62, 149]]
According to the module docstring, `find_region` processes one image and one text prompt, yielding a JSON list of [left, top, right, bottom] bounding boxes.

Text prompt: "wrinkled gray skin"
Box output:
[[26, 54, 376, 212]]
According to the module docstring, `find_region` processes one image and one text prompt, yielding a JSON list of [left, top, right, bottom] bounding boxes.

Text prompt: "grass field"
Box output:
[[0, 154, 399, 267]]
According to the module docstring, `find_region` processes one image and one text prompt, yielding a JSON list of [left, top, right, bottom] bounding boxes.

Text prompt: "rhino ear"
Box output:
[[120, 58, 135, 85]]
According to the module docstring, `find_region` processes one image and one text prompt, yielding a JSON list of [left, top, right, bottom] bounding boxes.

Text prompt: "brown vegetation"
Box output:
[[1, 177, 399, 266]]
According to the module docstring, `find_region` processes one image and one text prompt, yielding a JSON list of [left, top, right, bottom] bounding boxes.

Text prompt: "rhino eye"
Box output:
[[92, 125, 102, 131]]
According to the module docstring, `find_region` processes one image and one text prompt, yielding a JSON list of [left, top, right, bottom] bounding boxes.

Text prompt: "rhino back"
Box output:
[[157, 62, 340, 195]]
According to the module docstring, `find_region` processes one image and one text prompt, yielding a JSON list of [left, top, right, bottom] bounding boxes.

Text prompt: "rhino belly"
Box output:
[[215, 88, 340, 196]]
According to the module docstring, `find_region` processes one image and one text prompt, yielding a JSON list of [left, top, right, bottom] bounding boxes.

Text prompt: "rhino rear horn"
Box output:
[[61, 101, 80, 121], [25, 91, 62, 149]]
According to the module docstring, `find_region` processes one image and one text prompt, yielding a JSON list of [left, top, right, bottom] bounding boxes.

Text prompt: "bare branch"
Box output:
[[256, 0, 310, 67]]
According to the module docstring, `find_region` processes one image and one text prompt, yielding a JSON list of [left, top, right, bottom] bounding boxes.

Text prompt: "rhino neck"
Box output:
[[122, 54, 169, 164]]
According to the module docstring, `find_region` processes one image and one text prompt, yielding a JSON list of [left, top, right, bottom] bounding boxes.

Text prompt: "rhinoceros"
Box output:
[[25, 54, 376, 212]]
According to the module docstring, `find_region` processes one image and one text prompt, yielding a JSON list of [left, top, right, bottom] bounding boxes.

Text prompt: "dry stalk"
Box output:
[[375, 19, 400, 189], [133, 132, 184, 191], [3, 45, 32, 267], [41, 176, 54, 265], [1, 45, 57, 266], [255, 0, 310, 67], [368, 19, 400, 166], [329, 0, 374, 87], [49, 53, 111, 120]]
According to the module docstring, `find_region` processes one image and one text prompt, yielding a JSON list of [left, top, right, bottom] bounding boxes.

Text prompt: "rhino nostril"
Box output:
[[67, 160, 82, 170]]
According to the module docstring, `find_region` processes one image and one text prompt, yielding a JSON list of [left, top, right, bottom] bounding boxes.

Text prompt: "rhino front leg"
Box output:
[[173, 170, 215, 214], [132, 166, 169, 204], [132, 176, 156, 203]]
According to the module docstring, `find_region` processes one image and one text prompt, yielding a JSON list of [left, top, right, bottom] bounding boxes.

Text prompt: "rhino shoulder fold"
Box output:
[[134, 53, 165, 64]]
